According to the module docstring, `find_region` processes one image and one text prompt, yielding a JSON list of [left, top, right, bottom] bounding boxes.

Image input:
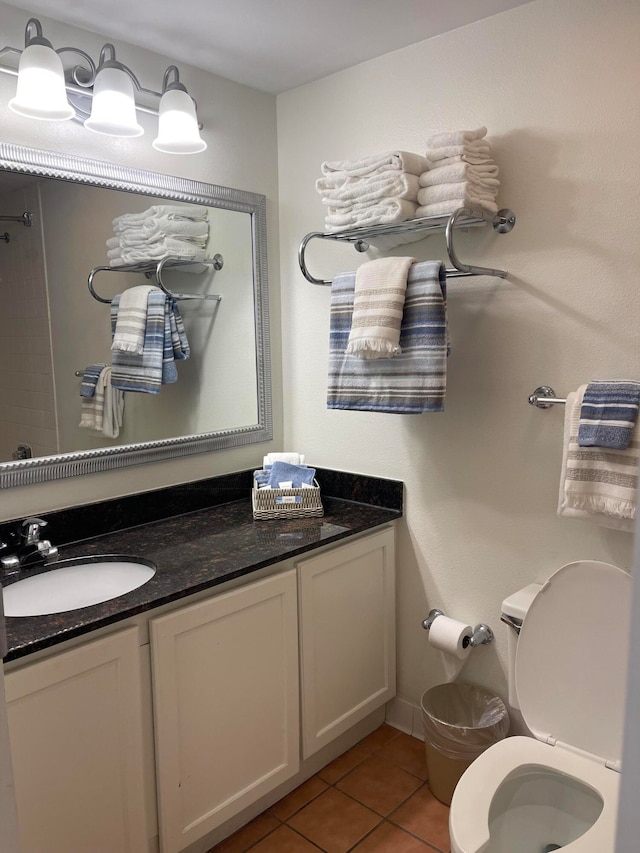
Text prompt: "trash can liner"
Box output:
[[421, 682, 509, 762]]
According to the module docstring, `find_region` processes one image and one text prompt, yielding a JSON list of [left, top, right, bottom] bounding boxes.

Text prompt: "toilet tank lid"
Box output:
[[502, 583, 543, 621], [516, 560, 631, 767]]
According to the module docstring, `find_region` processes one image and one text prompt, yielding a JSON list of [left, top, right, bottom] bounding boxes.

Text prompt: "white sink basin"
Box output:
[[2, 556, 156, 617]]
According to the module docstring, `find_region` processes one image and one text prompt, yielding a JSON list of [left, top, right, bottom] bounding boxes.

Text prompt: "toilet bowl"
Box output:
[[449, 560, 631, 853]]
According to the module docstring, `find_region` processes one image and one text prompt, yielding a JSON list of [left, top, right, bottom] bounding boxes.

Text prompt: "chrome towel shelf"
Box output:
[[528, 386, 567, 408], [87, 254, 224, 304], [298, 206, 516, 285]]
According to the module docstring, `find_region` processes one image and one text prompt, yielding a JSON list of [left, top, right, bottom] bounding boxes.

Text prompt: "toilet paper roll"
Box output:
[[428, 616, 472, 660]]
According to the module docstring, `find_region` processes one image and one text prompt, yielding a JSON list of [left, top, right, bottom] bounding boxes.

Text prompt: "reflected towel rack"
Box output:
[[0, 211, 32, 226], [87, 254, 224, 303], [529, 386, 567, 408], [298, 206, 516, 285]]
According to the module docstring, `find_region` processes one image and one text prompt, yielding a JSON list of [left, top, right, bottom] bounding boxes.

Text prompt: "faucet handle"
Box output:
[[22, 517, 47, 544]]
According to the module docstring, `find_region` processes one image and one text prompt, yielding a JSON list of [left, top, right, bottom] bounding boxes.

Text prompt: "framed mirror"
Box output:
[[0, 143, 272, 488]]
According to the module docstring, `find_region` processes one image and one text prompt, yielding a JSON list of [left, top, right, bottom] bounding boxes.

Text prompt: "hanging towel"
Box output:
[[111, 290, 167, 394], [345, 257, 415, 359], [161, 298, 191, 384], [111, 285, 155, 354], [427, 127, 488, 148], [79, 367, 124, 438], [80, 363, 108, 398], [328, 260, 448, 414], [578, 381, 640, 450], [558, 385, 638, 532]]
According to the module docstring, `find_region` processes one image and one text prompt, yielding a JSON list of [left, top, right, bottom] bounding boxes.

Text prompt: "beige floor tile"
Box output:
[[389, 784, 450, 852], [287, 787, 381, 853], [269, 776, 329, 821], [211, 812, 281, 852], [376, 732, 428, 781], [352, 821, 433, 851], [336, 756, 422, 816]]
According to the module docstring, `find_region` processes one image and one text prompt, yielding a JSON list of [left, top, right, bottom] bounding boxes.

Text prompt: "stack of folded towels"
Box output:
[[109, 284, 190, 394], [416, 127, 500, 217], [106, 204, 209, 267], [253, 452, 316, 490], [316, 151, 429, 232]]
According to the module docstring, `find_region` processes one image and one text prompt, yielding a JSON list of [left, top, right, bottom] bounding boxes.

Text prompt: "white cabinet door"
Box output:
[[150, 569, 299, 853], [298, 527, 396, 758], [5, 627, 148, 853]]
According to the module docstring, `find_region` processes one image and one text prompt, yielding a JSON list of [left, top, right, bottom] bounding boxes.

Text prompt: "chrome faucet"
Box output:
[[0, 517, 59, 575]]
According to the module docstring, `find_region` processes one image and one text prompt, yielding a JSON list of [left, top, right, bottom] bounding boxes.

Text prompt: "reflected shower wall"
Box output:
[[0, 183, 57, 461]]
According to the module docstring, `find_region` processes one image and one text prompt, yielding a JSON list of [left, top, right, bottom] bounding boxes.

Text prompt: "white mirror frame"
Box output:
[[0, 142, 272, 488]]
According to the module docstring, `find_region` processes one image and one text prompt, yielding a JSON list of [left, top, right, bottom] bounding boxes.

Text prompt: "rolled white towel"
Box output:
[[325, 198, 418, 230], [415, 198, 498, 217], [317, 172, 420, 205], [427, 127, 487, 147], [417, 182, 497, 206], [426, 141, 490, 162], [323, 176, 421, 213], [106, 236, 120, 250], [320, 150, 429, 180], [419, 162, 499, 187]]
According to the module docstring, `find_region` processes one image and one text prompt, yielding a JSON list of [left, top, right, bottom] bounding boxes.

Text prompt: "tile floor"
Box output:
[[210, 725, 450, 853]]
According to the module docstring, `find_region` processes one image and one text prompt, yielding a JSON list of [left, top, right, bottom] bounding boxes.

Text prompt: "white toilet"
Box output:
[[449, 560, 631, 853]]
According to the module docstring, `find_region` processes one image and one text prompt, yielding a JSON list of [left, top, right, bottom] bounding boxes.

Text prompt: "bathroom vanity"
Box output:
[[1, 469, 401, 853]]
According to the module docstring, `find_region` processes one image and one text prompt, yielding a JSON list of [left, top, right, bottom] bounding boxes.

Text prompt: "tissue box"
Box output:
[[252, 480, 324, 520]]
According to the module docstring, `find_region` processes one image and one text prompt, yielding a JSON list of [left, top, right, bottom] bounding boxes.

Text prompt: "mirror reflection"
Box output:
[[0, 171, 259, 464]]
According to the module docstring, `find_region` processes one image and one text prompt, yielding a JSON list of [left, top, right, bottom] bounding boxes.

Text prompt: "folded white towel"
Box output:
[[118, 230, 208, 249], [325, 198, 418, 231], [346, 256, 414, 359], [142, 217, 210, 239], [263, 452, 306, 466], [321, 150, 429, 180], [110, 242, 208, 266], [427, 153, 495, 168], [111, 285, 155, 354], [426, 141, 491, 162], [417, 182, 497, 206], [419, 162, 499, 187], [106, 236, 120, 250], [558, 385, 638, 532], [415, 198, 498, 216], [318, 173, 420, 207], [112, 205, 208, 229], [427, 127, 487, 147]]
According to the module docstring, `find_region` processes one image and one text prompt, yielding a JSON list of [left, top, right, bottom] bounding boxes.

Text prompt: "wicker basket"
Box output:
[[252, 480, 324, 520]]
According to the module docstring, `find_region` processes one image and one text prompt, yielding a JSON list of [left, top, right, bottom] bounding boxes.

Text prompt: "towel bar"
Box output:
[[87, 255, 224, 303], [0, 211, 32, 227], [298, 207, 515, 285], [528, 386, 567, 408]]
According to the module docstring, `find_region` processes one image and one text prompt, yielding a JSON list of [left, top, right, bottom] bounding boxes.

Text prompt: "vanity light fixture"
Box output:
[[0, 17, 206, 153], [153, 67, 207, 154]]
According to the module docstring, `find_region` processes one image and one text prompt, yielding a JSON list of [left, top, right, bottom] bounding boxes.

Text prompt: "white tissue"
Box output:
[[428, 616, 472, 660]]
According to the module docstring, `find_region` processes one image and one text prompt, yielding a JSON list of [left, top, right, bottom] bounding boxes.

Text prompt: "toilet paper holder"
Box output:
[[422, 609, 494, 648]]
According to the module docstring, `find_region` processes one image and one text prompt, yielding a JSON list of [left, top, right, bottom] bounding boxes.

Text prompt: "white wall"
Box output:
[[0, 2, 281, 520], [277, 0, 640, 709]]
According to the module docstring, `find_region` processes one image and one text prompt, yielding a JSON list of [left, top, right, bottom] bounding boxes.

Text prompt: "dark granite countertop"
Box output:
[[3, 491, 401, 663]]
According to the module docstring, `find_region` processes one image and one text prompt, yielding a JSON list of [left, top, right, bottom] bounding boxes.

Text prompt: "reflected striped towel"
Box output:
[[80, 363, 107, 398], [558, 385, 639, 531], [328, 260, 448, 414], [578, 380, 640, 450], [79, 366, 124, 438], [111, 290, 167, 394]]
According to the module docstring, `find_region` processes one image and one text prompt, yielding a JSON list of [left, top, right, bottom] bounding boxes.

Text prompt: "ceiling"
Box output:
[[2, 0, 534, 94]]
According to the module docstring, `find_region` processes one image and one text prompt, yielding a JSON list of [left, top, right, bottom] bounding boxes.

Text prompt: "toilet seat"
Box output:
[[450, 561, 631, 853], [450, 736, 619, 853]]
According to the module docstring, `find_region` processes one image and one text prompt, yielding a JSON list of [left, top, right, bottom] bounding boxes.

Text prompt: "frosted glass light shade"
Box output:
[[9, 43, 74, 121], [84, 66, 143, 137], [152, 88, 206, 154]]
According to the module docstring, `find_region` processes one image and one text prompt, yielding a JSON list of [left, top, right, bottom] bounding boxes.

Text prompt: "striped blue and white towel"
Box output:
[[80, 363, 108, 398], [111, 289, 166, 394], [578, 380, 640, 450], [327, 260, 448, 414]]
